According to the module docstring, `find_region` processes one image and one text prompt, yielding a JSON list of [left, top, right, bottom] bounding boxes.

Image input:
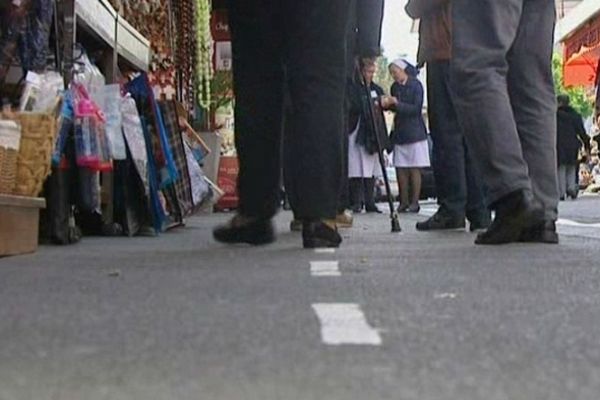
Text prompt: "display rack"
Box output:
[[72, 0, 151, 72], [59, 0, 152, 226]]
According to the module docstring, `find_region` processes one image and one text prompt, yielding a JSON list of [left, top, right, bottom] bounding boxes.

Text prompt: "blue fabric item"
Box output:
[[52, 91, 73, 166], [125, 74, 178, 189], [18, 0, 54, 71], [140, 114, 166, 233], [153, 98, 179, 188]]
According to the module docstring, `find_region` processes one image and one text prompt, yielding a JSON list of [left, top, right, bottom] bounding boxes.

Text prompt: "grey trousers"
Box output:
[[451, 0, 559, 220], [558, 164, 578, 198]]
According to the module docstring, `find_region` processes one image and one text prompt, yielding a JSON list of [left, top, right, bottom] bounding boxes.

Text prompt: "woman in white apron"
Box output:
[[383, 59, 430, 213], [347, 59, 389, 213]]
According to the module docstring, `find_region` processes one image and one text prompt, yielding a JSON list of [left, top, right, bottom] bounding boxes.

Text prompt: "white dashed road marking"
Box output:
[[312, 303, 382, 346], [557, 218, 600, 228], [314, 248, 336, 254], [310, 261, 341, 277]]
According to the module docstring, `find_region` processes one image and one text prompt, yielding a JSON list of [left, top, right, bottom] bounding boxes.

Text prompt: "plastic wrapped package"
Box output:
[[183, 140, 211, 208], [19, 71, 64, 112], [100, 84, 126, 160], [121, 95, 149, 195], [72, 82, 112, 171]]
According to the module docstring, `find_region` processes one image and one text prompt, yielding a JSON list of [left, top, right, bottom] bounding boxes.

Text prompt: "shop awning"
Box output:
[[563, 13, 600, 87]]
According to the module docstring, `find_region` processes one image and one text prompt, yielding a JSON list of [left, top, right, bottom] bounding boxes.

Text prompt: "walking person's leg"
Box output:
[[418, 61, 469, 230], [557, 164, 567, 199], [505, 0, 559, 242], [285, 0, 350, 247], [567, 164, 578, 198], [349, 178, 364, 212], [213, 1, 284, 245], [465, 142, 491, 230], [409, 168, 422, 212], [397, 168, 410, 211], [364, 177, 380, 213], [451, 0, 545, 245]]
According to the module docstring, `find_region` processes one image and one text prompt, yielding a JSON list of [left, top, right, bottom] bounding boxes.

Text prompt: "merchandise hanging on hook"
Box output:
[[195, 0, 213, 111]]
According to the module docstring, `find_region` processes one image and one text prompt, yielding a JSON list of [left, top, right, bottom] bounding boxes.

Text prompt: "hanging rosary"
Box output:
[[195, 0, 213, 110]]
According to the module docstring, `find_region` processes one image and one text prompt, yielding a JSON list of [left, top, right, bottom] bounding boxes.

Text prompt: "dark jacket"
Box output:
[[557, 105, 589, 165], [346, 0, 385, 77], [405, 0, 451, 65], [389, 78, 428, 145], [348, 81, 391, 154]]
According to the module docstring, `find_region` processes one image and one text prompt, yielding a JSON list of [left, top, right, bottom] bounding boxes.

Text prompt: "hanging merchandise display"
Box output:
[[100, 84, 127, 160], [196, 0, 213, 110], [18, 0, 55, 72], [159, 100, 194, 218], [0, 0, 220, 257], [121, 95, 150, 196], [172, 0, 196, 111], [0, 0, 54, 82]]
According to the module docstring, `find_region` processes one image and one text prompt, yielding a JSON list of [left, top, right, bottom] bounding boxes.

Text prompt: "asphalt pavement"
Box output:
[[1, 196, 600, 400]]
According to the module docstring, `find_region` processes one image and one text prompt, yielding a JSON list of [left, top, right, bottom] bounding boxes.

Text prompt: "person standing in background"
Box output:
[[214, 1, 351, 249], [405, 0, 490, 232], [450, 0, 559, 245], [384, 59, 430, 214], [556, 94, 590, 201], [347, 58, 389, 214], [338, 0, 385, 224]]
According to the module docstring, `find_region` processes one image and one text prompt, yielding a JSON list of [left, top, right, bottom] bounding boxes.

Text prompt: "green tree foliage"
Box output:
[[553, 53, 595, 118], [375, 55, 394, 94]]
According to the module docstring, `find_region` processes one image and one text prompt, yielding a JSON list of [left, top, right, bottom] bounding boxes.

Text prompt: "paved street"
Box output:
[[2, 197, 600, 400]]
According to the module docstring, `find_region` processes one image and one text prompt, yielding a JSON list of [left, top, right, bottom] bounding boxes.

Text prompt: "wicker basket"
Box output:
[[11, 112, 58, 197], [0, 120, 21, 195]]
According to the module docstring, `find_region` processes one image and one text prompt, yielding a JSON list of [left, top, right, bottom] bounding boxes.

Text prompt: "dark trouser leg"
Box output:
[[506, 0, 558, 220], [284, 0, 349, 220], [557, 164, 567, 198], [338, 133, 350, 213], [465, 143, 490, 222], [283, 86, 299, 218], [451, 0, 532, 206], [397, 168, 410, 207], [364, 178, 377, 209], [229, 2, 284, 219], [427, 64, 447, 210], [566, 164, 578, 194], [427, 61, 468, 218], [349, 178, 363, 211], [410, 168, 422, 205]]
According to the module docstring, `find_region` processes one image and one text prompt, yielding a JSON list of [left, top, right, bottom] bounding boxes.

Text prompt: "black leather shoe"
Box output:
[[475, 190, 544, 245], [520, 220, 559, 244], [567, 190, 579, 200], [416, 211, 465, 231], [469, 215, 492, 232], [213, 215, 276, 246], [302, 220, 342, 249]]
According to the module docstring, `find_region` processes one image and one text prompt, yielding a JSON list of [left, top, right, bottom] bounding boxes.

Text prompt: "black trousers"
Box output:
[[427, 61, 488, 221], [229, 0, 350, 220]]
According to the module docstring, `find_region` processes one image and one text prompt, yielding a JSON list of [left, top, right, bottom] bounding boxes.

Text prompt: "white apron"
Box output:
[[348, 118, 382, 178]]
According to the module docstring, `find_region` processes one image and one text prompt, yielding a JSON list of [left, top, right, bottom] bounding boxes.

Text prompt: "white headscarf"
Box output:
[[390, 58, 408, 71]]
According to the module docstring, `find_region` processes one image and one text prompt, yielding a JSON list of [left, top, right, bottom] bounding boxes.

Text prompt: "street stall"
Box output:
[[0, 0, 222, 257], [559, 0, 600, 109]]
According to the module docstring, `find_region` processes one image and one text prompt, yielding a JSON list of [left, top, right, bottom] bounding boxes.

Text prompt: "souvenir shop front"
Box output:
[[0, 0, 232, 257]]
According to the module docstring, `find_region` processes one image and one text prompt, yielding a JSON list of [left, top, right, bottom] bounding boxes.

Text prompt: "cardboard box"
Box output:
[[0, 194, 46, 257]]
